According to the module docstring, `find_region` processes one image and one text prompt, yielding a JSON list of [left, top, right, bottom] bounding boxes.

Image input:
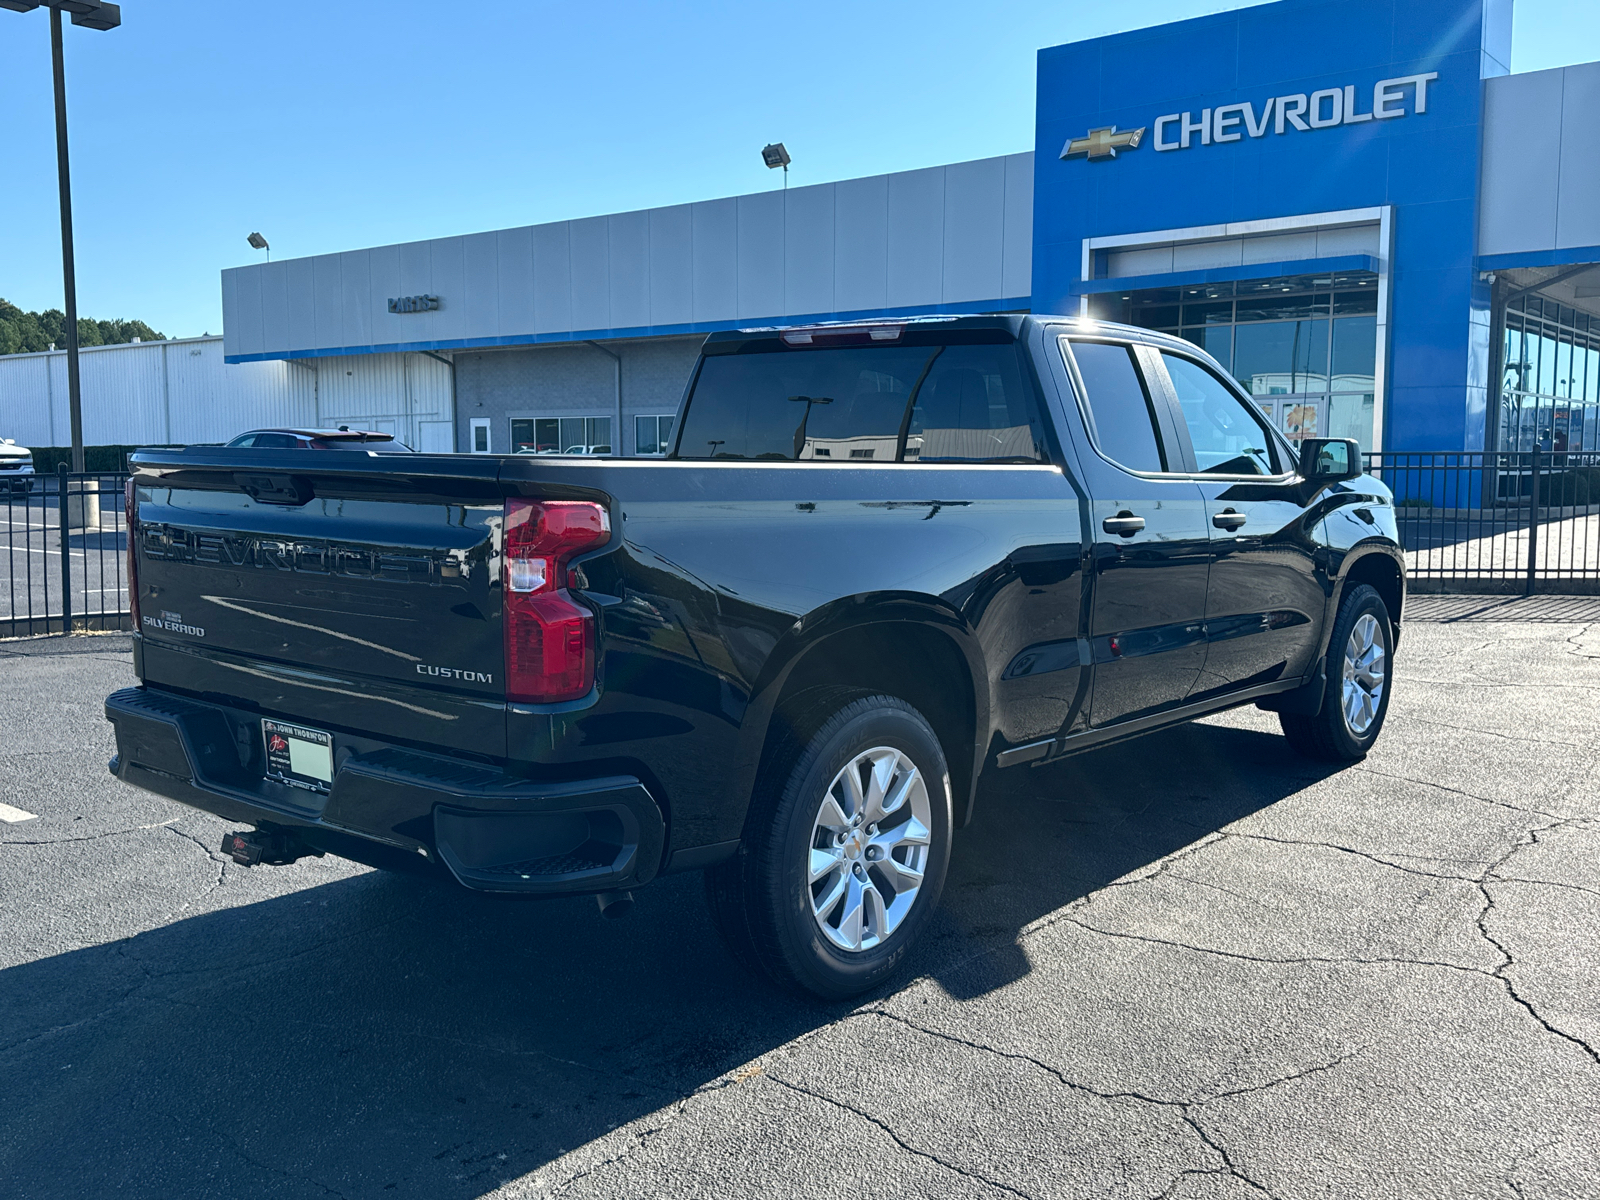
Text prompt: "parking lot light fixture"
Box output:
[[762, 142, 791, 189], [248, 232, 271, 261], [1, 0, 123, 473]]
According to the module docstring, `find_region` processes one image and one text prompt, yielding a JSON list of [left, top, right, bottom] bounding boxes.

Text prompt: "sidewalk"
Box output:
[[1406, 593, 1600, 622]]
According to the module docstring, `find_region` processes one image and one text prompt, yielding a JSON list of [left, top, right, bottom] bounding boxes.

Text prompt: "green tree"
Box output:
[[95, 317, 163, 344], [0, 297, 165, 355]]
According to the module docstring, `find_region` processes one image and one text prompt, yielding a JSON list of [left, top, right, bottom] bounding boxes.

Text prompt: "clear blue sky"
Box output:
[[2, 0, 1597, 339]]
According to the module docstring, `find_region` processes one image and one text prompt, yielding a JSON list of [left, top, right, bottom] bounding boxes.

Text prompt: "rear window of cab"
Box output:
[[675, 336, 1048, 463]]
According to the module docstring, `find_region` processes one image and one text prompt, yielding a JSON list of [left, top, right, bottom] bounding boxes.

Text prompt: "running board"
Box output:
[[994, 678, 1303, 768]]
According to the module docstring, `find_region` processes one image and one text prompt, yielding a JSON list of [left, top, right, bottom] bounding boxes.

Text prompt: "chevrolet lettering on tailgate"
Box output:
[[139, 525, 471, 583]]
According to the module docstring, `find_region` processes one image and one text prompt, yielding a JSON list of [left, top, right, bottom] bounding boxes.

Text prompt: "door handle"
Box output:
[[1102, 512, 1145, 537], [1212, 508, 1248, 530]]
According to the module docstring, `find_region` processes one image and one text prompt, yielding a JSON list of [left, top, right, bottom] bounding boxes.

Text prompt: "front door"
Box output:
[[1152, 349, 1327, 698], [1061, 337, 1213, 726]]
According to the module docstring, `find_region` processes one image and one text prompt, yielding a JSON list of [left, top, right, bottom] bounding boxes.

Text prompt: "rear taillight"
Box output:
[[125, 478, 140, 630], [502, 499, 610, 703]]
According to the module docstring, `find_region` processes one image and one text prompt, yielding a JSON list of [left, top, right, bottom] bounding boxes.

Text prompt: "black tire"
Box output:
[[705, 693, 952, 1000], [1280, 583, 1393, 761]]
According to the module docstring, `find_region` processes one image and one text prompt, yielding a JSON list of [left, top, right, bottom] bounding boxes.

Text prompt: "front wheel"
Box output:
[[1280, 582, 1393, 761], [705, 694, 952, 999]]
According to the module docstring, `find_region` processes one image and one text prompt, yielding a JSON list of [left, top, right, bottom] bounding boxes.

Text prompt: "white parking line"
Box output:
[[0, 803, 38, 823]]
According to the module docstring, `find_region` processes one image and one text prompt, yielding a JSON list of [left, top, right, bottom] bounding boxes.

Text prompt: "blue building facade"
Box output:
[[220, 0, 1600, 457], [1033, 0, 1508, 452]]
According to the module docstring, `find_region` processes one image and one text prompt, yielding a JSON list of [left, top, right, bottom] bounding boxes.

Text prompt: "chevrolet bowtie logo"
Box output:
[[1062, 125, 1146, 161]]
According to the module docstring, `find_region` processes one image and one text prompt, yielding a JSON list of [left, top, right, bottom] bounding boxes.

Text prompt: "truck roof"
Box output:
[[705, 312, 1029, 354]]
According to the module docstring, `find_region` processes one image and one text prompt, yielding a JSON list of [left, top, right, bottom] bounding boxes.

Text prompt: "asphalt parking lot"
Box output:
[[2, 603, 1597, 1199]]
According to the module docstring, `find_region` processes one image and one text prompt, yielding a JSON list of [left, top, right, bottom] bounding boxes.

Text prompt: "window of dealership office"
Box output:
[[1089, 270, 1379, 450], [1500, 295, 1600, 453]]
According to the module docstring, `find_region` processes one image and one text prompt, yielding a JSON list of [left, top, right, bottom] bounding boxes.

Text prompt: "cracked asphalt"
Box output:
[[2, 604, 1597, 1200]]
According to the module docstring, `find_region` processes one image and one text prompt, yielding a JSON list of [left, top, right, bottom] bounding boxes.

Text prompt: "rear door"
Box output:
[[1148, 348, 1327, 698], [1060, 337, 1212, 725]]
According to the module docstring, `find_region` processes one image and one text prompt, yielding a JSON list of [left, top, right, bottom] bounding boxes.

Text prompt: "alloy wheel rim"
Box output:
[[807, 746, 932, 954], [1341, 613, 1386, 736]]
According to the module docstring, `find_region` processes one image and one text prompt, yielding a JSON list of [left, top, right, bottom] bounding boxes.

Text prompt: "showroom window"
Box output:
[[510, 416, 612, 455], [1091, 271, 1379, 451], [1500, 296, 1600, 455], [635, 414, 676, 456]]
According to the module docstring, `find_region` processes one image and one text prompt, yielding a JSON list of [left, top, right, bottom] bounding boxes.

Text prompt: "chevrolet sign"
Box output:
[[1062, 126, 1145, 161], [1153, 72, 1438, 152], [1061, 71, 1439, 164]]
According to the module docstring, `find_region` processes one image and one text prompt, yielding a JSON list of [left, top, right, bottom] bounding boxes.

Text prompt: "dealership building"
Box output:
[[10, 0, 1592, 459]]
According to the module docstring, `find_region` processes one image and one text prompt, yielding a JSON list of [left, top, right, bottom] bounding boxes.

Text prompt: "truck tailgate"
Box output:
[[131, 451, 511, 758]]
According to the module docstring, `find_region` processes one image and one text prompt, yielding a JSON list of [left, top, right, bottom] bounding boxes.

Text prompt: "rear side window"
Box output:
[[905, 346, 1043, 462], [675, 342, 1045, 462], [1065, 340, 1166, 473], [1162, 352, 1281, 475]]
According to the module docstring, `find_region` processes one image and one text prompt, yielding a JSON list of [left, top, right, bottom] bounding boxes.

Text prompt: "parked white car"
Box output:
[[0, 440, 35, 495]]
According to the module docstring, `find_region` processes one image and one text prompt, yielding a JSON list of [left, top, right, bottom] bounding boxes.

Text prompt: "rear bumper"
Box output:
[[104, 686, 664, 896]]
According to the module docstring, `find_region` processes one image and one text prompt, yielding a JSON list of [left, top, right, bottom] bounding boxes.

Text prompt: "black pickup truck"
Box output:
[[106, 314, 1404, 998]]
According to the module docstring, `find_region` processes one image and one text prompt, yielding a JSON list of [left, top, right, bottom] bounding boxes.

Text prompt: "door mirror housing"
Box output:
[[1299, 438, 1362, 483]]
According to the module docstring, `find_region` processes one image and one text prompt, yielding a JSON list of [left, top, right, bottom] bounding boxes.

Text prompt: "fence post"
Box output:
[[57, 465, 72, 634], [1525, 447, 1541, 597]]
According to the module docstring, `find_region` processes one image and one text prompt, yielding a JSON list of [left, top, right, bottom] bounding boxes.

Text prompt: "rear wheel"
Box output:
[[705, 694, 952, 999], [1280, 583, 1393, 761]]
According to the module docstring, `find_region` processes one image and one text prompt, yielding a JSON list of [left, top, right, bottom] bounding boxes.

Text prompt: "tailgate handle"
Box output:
[[234, 473, 314, 506]]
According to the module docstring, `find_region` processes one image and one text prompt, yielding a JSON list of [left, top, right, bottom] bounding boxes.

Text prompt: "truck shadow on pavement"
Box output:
[[0, 719, 1339, 1199]]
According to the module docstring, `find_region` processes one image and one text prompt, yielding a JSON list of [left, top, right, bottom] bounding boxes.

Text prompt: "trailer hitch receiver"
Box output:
[[222, 829, 324, 867]]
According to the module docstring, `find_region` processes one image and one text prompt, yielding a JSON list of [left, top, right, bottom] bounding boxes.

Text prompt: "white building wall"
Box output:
[[1479, 61, 1600, 258], [310, 351, 454, 451], [0, 337, 452, 450], [221, 152, 1036, 361]]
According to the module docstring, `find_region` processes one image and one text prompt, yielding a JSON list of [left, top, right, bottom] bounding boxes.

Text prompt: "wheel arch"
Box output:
[[1336, 545, 1405, 646], [734, 595, 989, 838]]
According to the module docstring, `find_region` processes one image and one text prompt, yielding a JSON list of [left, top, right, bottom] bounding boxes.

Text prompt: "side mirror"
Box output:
[[1299, 437, 1362, 483]]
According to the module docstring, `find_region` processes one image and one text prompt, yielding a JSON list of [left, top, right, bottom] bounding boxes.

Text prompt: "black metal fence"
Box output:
[[0, 456, 1597, 640], [0, 468, 130, 639], [1364, 450, 1600, 593]]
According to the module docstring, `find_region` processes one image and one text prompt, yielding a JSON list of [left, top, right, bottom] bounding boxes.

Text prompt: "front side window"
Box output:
[[1162, 352, 1281, 475], [674, 340, 1044, 463], [1065, 339, 1166, 473]]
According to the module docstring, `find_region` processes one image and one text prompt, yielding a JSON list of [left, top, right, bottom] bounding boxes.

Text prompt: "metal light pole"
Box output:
[[0, 1, 122, 473]]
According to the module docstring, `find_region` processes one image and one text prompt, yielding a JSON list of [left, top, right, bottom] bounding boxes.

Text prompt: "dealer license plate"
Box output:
[[262, 720, 334, 792]]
